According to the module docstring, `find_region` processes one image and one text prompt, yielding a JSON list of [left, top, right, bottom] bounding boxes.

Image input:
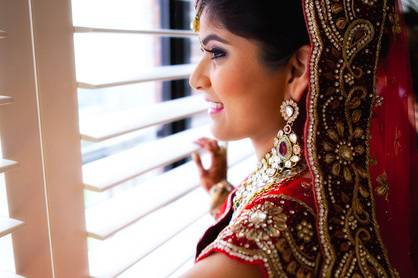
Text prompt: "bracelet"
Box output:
[[209, 180, 233, 217], [209, 180, 233, 198]]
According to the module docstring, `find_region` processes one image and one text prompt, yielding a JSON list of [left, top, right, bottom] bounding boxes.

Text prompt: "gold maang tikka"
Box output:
[[191, 0, 205, 32]]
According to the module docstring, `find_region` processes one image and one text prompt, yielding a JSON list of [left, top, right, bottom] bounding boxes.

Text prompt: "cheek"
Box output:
[[213, 67, 256, 121], [211, 61, 261, 116], [212, 61, 274, 114], [211, 64, 245, 98]]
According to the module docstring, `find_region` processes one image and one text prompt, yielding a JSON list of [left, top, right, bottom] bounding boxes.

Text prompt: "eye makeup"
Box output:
[[201, 46, 227, 60]]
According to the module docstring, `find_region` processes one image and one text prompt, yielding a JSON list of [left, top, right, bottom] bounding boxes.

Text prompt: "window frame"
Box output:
[[0, 0, 88, 276]]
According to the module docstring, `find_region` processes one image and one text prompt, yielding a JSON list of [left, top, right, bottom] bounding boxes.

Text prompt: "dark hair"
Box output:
[[196, 0, 310, 69], [404, 9, 418, 98]]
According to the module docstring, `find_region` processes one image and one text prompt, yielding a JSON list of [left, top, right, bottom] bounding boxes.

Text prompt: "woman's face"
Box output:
[[189, 11, 288, 142]]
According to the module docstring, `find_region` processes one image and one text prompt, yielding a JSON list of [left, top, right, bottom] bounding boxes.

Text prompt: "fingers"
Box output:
[[192, 152, 206, 176], [194, 137, 223, 155], [194, 137, 216, 151], [207, 139, 226, 158], [208, 140, 219, 153]]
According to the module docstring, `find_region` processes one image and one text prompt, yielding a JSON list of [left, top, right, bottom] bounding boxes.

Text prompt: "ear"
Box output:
[[285, 45, 310, 102]]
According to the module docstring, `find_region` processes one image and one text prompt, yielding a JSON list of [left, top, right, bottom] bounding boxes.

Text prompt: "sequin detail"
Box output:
[[303, 0, 397, 275], [197, 194, 320, 278]]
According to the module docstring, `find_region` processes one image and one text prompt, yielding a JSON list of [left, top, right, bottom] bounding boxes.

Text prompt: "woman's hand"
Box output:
[[192, 137, 227, 192]]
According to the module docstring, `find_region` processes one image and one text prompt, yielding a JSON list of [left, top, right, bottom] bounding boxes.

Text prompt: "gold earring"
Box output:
[[275, 99, 302, 169]]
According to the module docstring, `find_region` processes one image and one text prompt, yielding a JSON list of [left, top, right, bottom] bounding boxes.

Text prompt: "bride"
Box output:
[[183, 0, 418, 277]]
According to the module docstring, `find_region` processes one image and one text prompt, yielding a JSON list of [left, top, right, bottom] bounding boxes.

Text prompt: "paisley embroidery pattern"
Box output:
[[375, 171, 389, 200], [304, 0, 397, 276], [197, 194, 320, 278]]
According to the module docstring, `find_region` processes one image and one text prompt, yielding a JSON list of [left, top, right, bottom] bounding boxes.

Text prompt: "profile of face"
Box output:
[[189, 10, 309, 144]]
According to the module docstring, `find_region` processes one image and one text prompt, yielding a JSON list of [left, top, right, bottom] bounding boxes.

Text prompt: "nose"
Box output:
[[189, 58, 211, 91]]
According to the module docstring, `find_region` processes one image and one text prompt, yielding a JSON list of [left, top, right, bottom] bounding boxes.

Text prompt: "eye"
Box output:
[[202, 47, 227, 60]]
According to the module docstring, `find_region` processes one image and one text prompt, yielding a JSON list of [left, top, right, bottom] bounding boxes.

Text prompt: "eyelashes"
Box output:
[[201, 47, 227, 60]]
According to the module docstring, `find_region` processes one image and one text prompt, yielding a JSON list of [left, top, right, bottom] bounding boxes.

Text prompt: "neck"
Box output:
[[251, 128, 279, 161], [246, 124, 310, 186]]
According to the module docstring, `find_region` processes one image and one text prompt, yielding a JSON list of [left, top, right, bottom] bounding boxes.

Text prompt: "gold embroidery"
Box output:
[[322, 120, 367, 183], [300, 182, 312, 189], [376, 171, 389, 200], [373, 95, 384, 108], [232, 202, 288, 241], [197, 194, 320, 278], [369, 157, 378, 166], [232, 164, 306, 218], [388, 7, 401, 34], [296, 220, 314, 243], [304, 0, 396, 276], [393, 128, 402, 156]]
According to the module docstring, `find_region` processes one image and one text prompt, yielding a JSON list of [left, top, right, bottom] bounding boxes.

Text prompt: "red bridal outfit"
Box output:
[[193, 0, 418, 277]]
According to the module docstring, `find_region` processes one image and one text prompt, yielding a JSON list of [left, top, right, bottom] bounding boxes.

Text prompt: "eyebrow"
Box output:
[[201, 34, 230, 46]]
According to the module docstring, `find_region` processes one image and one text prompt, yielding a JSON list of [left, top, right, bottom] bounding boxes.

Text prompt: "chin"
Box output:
[[209, 124, 243, 142]]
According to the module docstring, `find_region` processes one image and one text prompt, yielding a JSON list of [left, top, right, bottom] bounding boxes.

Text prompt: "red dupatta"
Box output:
[[370, 4, 418, 275]]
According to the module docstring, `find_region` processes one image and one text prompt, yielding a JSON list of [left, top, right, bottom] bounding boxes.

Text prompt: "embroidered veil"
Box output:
[[303, 0, 417, 276], [193, 0, 418, 276]]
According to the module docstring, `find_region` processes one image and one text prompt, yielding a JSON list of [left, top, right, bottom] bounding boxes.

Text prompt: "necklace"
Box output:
[[232, 137, 307, 219]]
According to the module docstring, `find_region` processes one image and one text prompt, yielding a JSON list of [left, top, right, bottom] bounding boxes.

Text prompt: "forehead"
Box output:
[[195, 9, 263, 58], [198, 10, 224, 34], [197, 10, 238, 44]]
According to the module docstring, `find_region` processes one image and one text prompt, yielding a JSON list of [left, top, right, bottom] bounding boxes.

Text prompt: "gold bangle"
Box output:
[[209, 180, 233, 217], [209, 180, 233, 198]]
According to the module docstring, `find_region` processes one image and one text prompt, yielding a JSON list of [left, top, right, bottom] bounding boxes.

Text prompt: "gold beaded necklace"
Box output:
[[232, 151, 307, 219]]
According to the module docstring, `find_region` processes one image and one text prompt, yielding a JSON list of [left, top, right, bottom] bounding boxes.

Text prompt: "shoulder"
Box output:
[[197, 179, 321, 278], [182, 252, 264, 278]]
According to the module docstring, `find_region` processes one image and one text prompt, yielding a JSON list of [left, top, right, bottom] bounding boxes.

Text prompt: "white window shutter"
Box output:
[[0, 0, 257, 277], [0, 0, 89, 276], [72, 1, 256, 277]]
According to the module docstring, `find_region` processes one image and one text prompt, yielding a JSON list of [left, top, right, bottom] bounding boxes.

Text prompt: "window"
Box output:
[[0, 0, 255, 276], [0, 144, 21, 276], [73, 0, 255, 276], [0, 18, 25, 278]]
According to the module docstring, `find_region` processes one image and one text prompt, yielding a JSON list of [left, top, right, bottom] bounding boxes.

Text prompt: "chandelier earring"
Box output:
[[275, 98, 302, 169], [232, 98, 306, 215]]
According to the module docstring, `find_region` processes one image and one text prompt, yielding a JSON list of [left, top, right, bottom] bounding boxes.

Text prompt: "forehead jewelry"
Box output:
[[191, 1, 205, 32]]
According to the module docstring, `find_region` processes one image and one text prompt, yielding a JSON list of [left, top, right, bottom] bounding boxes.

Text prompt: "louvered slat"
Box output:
[[85, 139, 254, 239], [83, 126, 211, 192], [0, 96, 13, 106], [80, 95, 206, 142], [0, 159, 18, 174], [0, 29, 7, 39], [88, 189, 210, 277], [0, 216, 24, 238], [119, 157, 256, 277], [118, 216, 212, 278], [0, 272, 25, 278], [0, 19, 21, 278], [74, 26, 197, 38], [166, 257, 194, 278], [77, 64, 195, 89]]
